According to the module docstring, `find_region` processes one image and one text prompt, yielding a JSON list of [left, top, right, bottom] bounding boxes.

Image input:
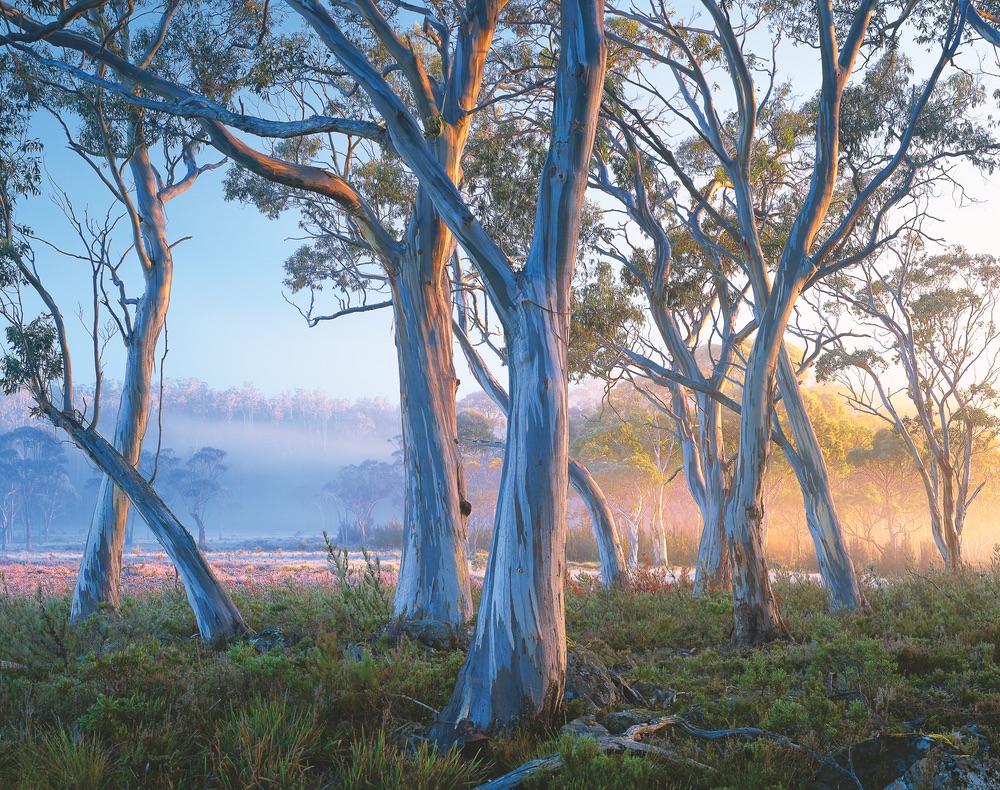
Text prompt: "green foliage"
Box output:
[[2, 570, 1000, 787], [0, 317, 62, 399], [524, 735, 677, 789], [336, 730, 481, 789], [28, 728, 118, 790], [211, 696, 324, 789], [325, 536, 394, 632]]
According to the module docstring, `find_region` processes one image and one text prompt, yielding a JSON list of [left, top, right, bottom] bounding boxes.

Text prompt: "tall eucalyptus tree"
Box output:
[[21, 3, 235, 621], [603, 0, 992, 643], [0, 75, 248, 643], [0, 0, 495, 626], [817, 247, 1000, 569], [274, 0, 606, 730], [1, 0, 609, 728], [589, 109, 865, 606]]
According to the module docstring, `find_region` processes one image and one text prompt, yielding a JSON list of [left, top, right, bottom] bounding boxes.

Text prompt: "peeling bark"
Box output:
[[725, 309, 789, 646], [393, 216, 473, 624], [438, 297, 570, 730]]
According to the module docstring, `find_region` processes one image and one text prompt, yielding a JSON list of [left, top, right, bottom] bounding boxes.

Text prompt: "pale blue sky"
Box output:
[[15, 18, 1000, 405], [20, 120, 415, 400]]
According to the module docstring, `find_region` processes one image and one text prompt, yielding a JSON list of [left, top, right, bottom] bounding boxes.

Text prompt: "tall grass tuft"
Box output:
[[211, 695, 324, 789], [29, 727, 117, 790], [336, 730, 482, 790]]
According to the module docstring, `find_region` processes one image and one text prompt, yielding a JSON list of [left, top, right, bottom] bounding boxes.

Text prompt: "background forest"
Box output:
[[1, 372, 996, 579]]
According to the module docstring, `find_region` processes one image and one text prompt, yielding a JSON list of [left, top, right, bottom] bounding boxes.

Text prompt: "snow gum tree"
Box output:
[[0, 81, 248, 643], [818, 247, 1000, 569], [0, 0, 482, 626], [599, 0, 997, 644], [268, 0, 607, 732], [12, 4, 238, 621]]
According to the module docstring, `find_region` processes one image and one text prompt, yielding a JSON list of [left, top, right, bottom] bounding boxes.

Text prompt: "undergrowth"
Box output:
[[2, 557, 1000, 787]]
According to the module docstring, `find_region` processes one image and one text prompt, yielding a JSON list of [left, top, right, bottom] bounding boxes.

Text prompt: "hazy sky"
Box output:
[[16, 22, 1000, 405], [20, 120, 413, 400]]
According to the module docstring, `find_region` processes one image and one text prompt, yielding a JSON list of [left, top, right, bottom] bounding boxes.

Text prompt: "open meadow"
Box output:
[[3, 548, 1000, 788]]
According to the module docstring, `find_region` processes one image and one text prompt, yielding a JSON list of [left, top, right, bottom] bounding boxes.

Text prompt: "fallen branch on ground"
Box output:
[[473, 715, 861, 790]]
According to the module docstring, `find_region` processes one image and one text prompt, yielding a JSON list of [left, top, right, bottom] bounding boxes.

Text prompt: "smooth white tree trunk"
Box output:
[[72, 148, 171, 622], [393, 217, 473, 624], [438, 296, 569, 729], [454, 310, 629, 587]]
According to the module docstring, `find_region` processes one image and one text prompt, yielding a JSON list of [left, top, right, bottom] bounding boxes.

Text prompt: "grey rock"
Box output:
[[560, 716, 611, 740], [345, 642, 370, 662], [247, 626, 289, 653], [404, 619, 458, 650], [564, 645, 621, 713], [884, 755, 1000, 789]]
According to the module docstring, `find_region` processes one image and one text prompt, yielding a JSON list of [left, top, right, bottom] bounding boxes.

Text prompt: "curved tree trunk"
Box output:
[[568, 458, 629, 587], [71, 147, 171, 622], [438, 297, 569, 731], [48, 407, 247, 643], [392, 227, 473, 625], [777, 351, 864, 610], [725, 313, 788, 646]]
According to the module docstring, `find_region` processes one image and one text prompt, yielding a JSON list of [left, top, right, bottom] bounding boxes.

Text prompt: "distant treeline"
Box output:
[[0, 382, 404, 548], [0, 381, 401, 439]]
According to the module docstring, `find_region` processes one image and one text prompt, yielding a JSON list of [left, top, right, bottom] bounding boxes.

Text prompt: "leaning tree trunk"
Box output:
[[71, 147, 171, 623], [777, 352, 864, 609], [47, 408, 247, 643], [392, 225, 473, 625], [568, 459, 630, 587], [725, 316, 788, 646], [437, 295, 569, 732]]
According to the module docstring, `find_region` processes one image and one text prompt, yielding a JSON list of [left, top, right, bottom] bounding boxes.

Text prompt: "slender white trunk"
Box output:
[[393, 222, 473, 625], [567, 459, 629, 586], [438, 295, 569, 729], [47, 408, 247, 643], [777, 352, 864, 609], [678, 393, 730, 593], [72, 147, 171, 622]]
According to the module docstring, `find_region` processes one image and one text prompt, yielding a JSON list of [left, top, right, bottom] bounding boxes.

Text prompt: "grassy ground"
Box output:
[[2, 555, 1000, 789]]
